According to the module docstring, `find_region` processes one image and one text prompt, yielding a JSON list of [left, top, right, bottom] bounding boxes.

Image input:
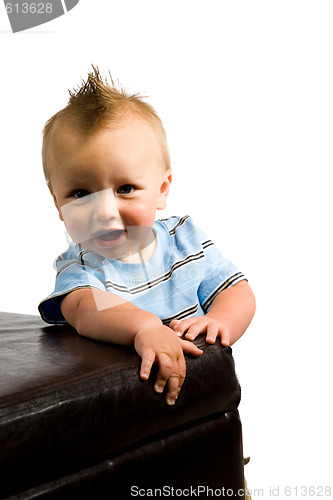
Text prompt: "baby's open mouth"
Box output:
[[95, 229, 125, 241], [93, 229, 126, 250]]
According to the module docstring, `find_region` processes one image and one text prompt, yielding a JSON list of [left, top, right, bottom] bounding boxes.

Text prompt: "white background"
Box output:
[[0, 1, 332, 497]]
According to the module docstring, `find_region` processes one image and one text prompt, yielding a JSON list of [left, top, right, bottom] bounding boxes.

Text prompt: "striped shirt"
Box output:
[[38, 215, 246, 325]]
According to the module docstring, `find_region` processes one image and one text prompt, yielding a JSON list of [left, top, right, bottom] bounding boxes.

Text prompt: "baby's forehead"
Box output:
[[50, 113, 159, 148], [47, 115, 166, 183]]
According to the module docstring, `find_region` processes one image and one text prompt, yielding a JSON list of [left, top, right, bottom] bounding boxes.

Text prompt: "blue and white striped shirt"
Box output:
[[39, 215, 246, 325]]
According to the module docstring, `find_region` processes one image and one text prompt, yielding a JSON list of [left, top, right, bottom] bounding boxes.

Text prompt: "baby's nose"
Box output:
[[93, 189, 120, 221]]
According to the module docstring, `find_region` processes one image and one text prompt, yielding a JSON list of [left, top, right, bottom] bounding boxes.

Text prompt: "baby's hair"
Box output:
[[42, 66, 170, 185]]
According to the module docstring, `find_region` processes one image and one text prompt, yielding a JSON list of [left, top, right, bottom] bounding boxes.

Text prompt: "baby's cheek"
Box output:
[[126, 205, 154, 227], [63, 210, 92, 243]]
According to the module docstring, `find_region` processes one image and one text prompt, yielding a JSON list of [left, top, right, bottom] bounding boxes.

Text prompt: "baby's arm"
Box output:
[[60, 288, 202, 405], [170, 280, 256, 346]]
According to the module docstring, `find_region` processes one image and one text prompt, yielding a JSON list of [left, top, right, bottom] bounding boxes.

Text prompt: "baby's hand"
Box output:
[[170, 317, 231, 347], [134, 325, 202, 406]]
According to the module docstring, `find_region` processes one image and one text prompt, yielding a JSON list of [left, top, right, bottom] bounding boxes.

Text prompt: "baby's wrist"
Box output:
[[134, 318, 165, 343]]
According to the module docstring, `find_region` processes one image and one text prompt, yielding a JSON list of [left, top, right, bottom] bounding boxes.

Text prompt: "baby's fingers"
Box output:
[[153, 352, 174, 395], [155, 352, 185, 406], [172, 317, 201, 338], [180, 339, 203, 357], [205, 323, 219, 344], [207, 327, 230, 346], [183, 320, 208, 341], [166, 373, 183, 406], [139, 349, 155, 381], [220, 330, 230, 347], [169, 319, 181, 331]]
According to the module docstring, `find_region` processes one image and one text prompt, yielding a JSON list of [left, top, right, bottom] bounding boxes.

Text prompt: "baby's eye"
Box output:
[[117, 184, 134, 195], [72, 189, 91, 199]]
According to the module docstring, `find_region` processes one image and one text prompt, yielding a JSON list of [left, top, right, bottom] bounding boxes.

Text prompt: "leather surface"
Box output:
[[6, 411, 244, 500], [0, 312, 242, 497]]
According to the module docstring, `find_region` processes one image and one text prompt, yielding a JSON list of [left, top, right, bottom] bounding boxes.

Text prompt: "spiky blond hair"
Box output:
[[42, 66, 170, 185]]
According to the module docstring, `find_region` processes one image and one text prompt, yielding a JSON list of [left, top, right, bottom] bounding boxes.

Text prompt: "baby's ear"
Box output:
[[157, 171, 172, 210], [49, 186, 64, 222]]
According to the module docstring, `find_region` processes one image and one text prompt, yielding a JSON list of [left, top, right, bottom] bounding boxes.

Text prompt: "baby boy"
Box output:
[[39, 67, 256, 406]]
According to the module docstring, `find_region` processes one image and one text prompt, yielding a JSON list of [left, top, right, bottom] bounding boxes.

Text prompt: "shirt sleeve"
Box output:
[[194, 223, 247, 313], [38, 246, 107, 324]]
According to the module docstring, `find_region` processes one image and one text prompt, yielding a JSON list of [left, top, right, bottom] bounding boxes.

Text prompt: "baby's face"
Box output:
[[47, 115, 171, 261]]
